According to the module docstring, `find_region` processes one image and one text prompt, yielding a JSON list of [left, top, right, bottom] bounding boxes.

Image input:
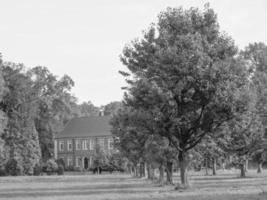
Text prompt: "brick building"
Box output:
[[54, 116, 113, 169]]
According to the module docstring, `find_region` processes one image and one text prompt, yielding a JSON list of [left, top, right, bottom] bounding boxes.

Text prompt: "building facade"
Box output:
[[54, 116, 113, 170]]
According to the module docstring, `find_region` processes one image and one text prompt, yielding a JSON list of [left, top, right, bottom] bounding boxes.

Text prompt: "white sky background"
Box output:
[[0, 0, 266, 106]]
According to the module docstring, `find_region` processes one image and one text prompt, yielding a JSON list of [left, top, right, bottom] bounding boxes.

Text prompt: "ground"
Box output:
[[0, 170, 267, 200]]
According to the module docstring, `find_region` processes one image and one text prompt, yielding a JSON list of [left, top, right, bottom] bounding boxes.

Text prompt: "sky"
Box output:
[[0, 0, 267, 106]]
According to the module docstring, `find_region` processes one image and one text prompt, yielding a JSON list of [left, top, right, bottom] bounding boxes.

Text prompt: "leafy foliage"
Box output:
[[116, 5, 249, 187]]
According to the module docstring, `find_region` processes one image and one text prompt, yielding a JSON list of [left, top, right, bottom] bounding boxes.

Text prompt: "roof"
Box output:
[[55, 116, 112, 139]]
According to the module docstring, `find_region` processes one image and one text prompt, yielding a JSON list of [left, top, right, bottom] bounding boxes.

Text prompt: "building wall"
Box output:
[[55, 135, 113, 169]]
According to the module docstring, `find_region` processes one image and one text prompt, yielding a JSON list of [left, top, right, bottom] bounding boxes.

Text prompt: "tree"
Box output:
[[219, 111, 265, 177], [103, 101, 122, 116], [28, 66, 76, 161], [241, 43, 267, 172], [111, 106, 176, 183], [195, 134, 224, 175], [111, 107, 150, 177], [1, 63, 41, 175], [119, 6, 248, 188], [78, 101, 99, 117], [0, 55, 8, 168]]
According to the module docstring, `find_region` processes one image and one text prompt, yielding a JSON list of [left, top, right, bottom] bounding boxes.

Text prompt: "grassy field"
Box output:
[[0, 170, 267, 200]]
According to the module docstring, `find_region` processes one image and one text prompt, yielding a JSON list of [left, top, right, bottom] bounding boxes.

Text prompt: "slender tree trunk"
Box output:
[[245, 159, 249, 172], [212, 158, 217, 176], [166, 161, 173, 185], [140, 162, 145, 177], [133, 165, 138, 177], [159, 164, 164, 185], [240, 163, 246, 178], [144, 162, 146, 177], [147, 163, 152, 180], [178, 152, 189, 188], [222, 161, 226, 171], [205, 158, 209, 175], [150, 167, 155, 180], [257, 162, 263, 174], [128, 165, 132, 175]]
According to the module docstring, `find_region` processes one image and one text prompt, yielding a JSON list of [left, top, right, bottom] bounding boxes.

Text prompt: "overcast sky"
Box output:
[[0, 0, 266, 106]]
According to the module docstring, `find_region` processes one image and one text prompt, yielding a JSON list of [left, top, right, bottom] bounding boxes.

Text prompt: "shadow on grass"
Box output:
[[0, 182, 152, 193], [0, 189, 157, 198]]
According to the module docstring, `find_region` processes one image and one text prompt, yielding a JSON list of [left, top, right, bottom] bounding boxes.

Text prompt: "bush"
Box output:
[[33, 164, 42, 176], [5, 159, 23, 176], [57, 164, 64, 175], [65, 165, 74, 171], [43, 159, 58, 175], [74, 166, 83, 172], [0, 167, 7, 176], [56, 158, 65, 170]]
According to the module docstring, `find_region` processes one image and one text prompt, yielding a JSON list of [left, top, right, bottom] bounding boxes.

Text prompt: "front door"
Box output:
[[84, 157, 89, 169]]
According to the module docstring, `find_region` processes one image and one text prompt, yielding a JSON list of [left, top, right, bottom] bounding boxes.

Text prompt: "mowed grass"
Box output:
[[0, 170, 267, 200]]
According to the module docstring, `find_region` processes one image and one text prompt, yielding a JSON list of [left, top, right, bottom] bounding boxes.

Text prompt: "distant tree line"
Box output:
[[0, 58, 121, 175], [111, 5, 267, 189]]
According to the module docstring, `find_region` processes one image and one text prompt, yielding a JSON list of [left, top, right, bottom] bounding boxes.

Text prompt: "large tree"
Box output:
[[119, 6, 248, 188], [241, 43, 267, 172], [0, 55, 7, 168], [111, 106, 176, 183], [28, 66, 76, 160], [1, 63, 41, 175]]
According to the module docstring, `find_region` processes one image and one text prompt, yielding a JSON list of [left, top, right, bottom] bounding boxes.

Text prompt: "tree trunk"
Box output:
[[222, 161, 225, 171], [133, 165, 138, 177], [143, 162, 146, 177], [212, 158, 217, 176], [205, 158, 209, 175], [245, 159, 249, 172], [240, 163, 246, 178], [140, 162, 145, 177], [159, 164, 164, 185], [166, 161, 173, 185], [150, 167, 155, 180], [257, 162, 263, 174], [178, 152, 189, 188], [128, 165, 132, 175], [146, 163, 152, 180]]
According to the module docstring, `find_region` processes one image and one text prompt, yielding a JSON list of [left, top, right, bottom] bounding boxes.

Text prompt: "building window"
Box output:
[[75, 157, 82, 167], [82, 140, 88, 150], [97, 137, 105, 150], [67, 157, 73, 166], [76, 139, 81, 150], [89, 139, 94, 150], [67, 140, 72, 151], [59, 141, 64, 152], [108, 138, 113, 150]]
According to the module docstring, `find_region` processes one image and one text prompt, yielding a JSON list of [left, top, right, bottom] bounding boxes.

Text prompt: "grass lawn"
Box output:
[[0, 170, 267, 200]]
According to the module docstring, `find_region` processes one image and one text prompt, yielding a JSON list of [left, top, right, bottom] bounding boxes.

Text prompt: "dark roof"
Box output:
[[55, 116, 112, 139]]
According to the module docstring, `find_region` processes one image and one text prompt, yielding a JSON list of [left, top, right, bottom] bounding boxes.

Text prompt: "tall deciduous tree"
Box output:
[[78, 101, 99, 117], [0, 55, 8, 168], [219, 110, 265, 177], [241, 43, 267, 172], [28, 66, 76, 161], [103, 101, 122, 116], [1, 63, 41, 175], [119, 6, 248, 188]]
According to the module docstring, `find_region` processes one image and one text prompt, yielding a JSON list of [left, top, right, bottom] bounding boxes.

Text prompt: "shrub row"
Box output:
[[0, 158, 65, 176]]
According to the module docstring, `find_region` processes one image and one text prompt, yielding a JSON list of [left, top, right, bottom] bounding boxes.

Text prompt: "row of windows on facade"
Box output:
[[63, 156, 92, 168], [58, 138, 113, 152]]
